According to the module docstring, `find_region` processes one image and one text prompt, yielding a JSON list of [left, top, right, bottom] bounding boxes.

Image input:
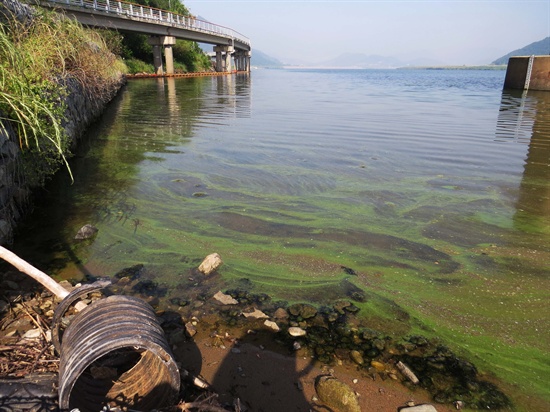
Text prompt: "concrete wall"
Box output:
[[504, 56, 550, 91]]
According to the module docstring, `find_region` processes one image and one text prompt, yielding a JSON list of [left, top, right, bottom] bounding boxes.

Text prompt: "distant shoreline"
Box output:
[[275, 65, 507, 70], [397, 64, 507, 70]]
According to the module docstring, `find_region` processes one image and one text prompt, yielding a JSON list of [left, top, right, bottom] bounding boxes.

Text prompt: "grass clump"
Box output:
[[0, 9, 124, 185], [124, 57, 154, 74]]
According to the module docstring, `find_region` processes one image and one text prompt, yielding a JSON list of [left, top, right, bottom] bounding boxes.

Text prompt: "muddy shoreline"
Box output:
[[0, 265, 512, 411]]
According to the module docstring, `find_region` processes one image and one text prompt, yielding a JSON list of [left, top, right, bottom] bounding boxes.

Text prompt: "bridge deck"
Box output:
[[38, 0, 251, 51]]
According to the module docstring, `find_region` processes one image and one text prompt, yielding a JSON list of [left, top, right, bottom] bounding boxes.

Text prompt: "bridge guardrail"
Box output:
[[41, 0, 251, 48]]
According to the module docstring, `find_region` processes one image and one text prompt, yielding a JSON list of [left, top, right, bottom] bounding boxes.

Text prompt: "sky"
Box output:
[[183, 0, 550, 66]]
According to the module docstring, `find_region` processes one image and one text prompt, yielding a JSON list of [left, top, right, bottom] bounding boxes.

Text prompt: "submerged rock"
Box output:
[[198, 253, 223, 275], [114, 264, 145, 280], [288, 303, 317, 319], [74, 224, 98, 240], [315, 375, 361, 412], [213, 291, 238, 305]]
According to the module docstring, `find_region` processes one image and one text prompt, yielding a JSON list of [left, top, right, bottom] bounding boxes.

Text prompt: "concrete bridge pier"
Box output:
[[214, 45, 234, 72], [233, 50, 251, 72], [148, 36, 177, 75]]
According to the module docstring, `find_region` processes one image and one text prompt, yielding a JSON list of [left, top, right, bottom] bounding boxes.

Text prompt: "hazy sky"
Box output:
[[184, 0, 550, 65]]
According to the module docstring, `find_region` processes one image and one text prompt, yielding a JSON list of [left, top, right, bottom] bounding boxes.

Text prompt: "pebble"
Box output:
[[315, 375, 361, 412], [350, 350, 364, 365], [288, 326, 306, 337], [242, 308, 268, 319], [185, 322, 197, 337], [264, 320, 280, 332], [21, 328, 41, 340], [212, 291, 238, 305], [370, 360, 386, 372], [273, 307, 289, 319]]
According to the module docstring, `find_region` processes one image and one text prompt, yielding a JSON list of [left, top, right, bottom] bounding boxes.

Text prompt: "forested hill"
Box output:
[[251, 50, 284, 67], [492, 37, 550, 65]]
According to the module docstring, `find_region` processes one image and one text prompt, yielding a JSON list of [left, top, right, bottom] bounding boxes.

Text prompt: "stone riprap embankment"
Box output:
[[0, 0, 125, 245]]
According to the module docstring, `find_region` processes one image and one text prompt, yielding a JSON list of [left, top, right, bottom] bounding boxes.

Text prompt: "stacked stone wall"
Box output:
[[0, 0, 125, 244]]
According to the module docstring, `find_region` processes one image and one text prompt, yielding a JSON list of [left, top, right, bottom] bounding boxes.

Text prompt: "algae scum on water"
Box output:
[[13, 71, 550, 410]]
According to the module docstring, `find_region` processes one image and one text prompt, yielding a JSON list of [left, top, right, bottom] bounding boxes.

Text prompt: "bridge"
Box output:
[[36, 0, 251, 75]]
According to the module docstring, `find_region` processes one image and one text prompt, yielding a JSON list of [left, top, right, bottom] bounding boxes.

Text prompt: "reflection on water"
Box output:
[[10, 69, 550, 407], [503, 90, 550, 233]]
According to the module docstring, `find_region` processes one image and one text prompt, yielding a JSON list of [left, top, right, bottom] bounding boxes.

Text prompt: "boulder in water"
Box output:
[[74, 224, 98, 240]]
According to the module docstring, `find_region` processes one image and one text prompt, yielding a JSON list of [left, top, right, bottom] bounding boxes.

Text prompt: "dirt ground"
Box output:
[[0, 270, 455, 412], [173, 325, 455, 412]]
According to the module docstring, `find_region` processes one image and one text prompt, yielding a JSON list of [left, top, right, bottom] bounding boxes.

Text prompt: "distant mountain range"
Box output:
[[313, 53, 442, 69], [251, 51, 441, 69], [253, 36, 549, 69], [251, 50, 284, 68], [491, 37, 550, 65]]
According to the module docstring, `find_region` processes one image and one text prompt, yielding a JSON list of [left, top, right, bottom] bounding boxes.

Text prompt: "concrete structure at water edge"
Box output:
[[504, 56, 550, 91]]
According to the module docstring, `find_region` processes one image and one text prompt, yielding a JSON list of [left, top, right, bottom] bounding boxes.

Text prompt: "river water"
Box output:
[[13, 69, 550, 408]]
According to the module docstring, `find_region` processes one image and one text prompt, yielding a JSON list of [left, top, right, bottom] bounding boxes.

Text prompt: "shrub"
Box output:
[[0, 10, 124, 185], [124, 57, 154, 74]]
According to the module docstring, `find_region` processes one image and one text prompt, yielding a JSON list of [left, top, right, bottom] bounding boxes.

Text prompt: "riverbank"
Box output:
[[0, 268, 454, 411], [0, 0, 126, 244]]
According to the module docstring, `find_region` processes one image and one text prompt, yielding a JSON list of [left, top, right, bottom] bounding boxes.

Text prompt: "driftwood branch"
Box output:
[[0, 246, 85, 310], [0, 246, 69, 300], [396, 361, 420, 384]]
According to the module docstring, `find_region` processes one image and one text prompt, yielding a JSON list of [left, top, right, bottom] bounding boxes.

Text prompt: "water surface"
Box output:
[[13, 69, 550, 409]]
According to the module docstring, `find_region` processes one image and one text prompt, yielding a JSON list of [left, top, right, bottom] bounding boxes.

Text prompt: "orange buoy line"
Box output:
[[126, 70, 246, 79]]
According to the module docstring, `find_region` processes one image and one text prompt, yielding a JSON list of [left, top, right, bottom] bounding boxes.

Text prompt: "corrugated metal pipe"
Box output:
[[52, 280, 180, 412]]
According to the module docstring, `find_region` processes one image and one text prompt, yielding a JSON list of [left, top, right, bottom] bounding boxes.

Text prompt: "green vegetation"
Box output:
[[118, 0, 212, 74], [0, 0, 211, 187], [124, 57, 154, 74], [0, 10, 124, 185], [121, 34, 211, 74], [492, 36, 550, 65]]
